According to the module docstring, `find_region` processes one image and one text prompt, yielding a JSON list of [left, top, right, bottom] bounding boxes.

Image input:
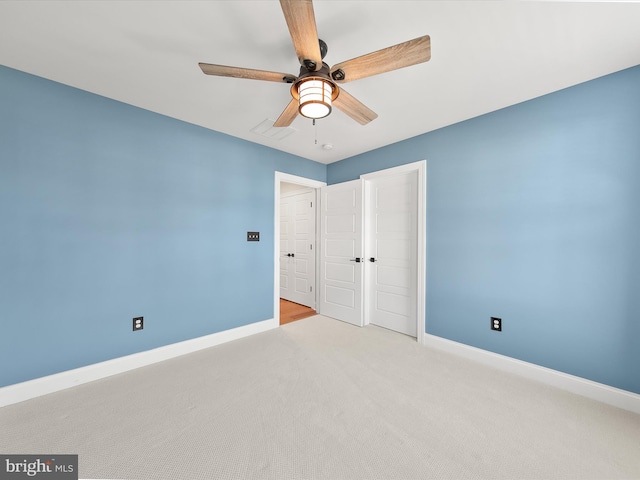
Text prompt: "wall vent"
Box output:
[[250, 119, 297, 141]]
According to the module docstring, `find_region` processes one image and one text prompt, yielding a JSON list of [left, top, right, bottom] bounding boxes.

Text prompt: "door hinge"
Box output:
[[310, 201, 313, 207], [310, 286, 313, 292], [310, 244, 313, 250]]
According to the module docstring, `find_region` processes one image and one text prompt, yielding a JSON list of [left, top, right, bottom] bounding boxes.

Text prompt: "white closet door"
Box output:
[[365, 171, 418, 336], [318, 180, 364, 326]]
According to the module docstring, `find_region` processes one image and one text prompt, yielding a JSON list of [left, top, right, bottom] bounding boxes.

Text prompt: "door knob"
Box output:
[[349, 257, 362, 263], [369, 257, 377, 262]]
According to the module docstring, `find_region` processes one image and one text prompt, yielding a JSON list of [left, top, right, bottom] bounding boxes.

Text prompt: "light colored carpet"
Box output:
[[1, 315, 639, 480]]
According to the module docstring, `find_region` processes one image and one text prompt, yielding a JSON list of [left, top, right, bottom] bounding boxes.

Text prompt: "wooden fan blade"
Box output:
[[330, 35, 431, 83], [279, 0, 322, 71], [199, 63, 296, 83], [274, 98, 299, 127], [333, 88, 378, 125]]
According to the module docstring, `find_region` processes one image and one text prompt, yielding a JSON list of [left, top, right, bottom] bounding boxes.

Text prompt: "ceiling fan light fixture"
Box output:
[[297, 78, 333, 119]]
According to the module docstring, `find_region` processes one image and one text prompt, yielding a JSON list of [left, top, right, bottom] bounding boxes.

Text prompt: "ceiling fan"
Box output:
[[199, 0, 431, 127]]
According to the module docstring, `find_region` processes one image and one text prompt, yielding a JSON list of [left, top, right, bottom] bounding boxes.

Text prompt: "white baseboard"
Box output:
[[423, 334, 640, 415], [0, 318, 278, 408]]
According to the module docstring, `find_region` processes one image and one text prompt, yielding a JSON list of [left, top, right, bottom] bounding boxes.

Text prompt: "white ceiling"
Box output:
[[1, 1, 640, 164]]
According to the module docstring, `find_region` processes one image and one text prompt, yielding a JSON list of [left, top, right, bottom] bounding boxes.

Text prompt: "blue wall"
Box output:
[[3, 63, 639, 395], [0, 66, 325, 387], [328, 66, 640, 394]]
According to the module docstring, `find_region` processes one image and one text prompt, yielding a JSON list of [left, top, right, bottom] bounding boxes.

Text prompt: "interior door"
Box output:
[[365, 171, 418, 336], [318, 180, 364, 326], [280, 190, 316, 308], [279, 195, 293, 299]]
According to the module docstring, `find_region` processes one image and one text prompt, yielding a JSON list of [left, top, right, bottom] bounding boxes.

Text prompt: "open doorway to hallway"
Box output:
[[274, 172, 327, 327], [279, 183, 317, 325], [280, 185, 316, 309]]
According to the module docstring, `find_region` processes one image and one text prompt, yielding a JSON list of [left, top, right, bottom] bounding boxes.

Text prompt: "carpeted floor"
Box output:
[[1, 315, 639, 480]]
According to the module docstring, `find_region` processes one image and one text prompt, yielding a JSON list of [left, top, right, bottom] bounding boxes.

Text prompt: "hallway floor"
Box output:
[[280, 298, 316, 325]]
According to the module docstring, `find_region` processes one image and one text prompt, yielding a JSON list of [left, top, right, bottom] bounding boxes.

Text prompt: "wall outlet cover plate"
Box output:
[[491, 317, 502, 331], [133, 316, 144, 331]]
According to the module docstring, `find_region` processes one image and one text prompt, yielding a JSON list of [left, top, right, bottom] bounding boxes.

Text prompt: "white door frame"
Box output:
[[274, 172, 326, 325], [360, 160, 427, 344]]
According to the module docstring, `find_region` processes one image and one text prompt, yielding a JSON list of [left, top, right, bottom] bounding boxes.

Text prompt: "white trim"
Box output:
[[360, 160, 426, 180], [280, 187, 313, 198], [360, 160, 427, 343], [362, 178, 372, 327], [424, 333, 640, 415], [416, 162, 427, 345], [0, 318, 277, 408], [274, 172, 326, 324]]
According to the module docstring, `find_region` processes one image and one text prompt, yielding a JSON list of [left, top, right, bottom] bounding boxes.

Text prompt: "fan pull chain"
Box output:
[[313, 119, 317, 145]]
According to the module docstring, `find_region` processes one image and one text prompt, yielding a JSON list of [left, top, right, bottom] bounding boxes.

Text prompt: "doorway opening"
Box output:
[[274, 172, 326, 326]]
